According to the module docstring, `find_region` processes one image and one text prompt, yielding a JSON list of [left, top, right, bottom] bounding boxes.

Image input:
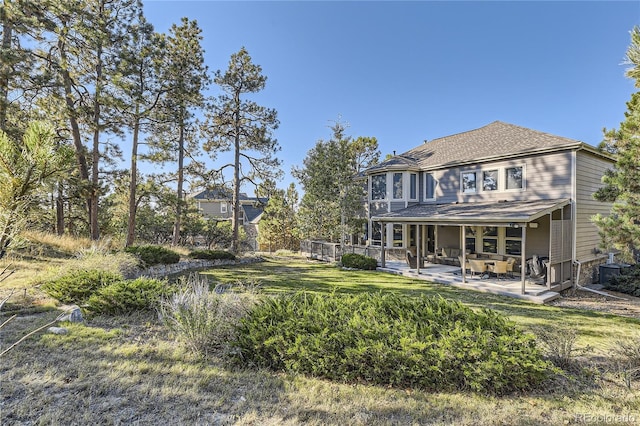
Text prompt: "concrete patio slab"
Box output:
[[378, 261, 560, 304]]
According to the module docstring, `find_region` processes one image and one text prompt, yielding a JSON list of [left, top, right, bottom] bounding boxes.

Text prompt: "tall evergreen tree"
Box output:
[[293, 120, 379, 244], [203, 47, 281, 253], [258, 183, 300, 252], [37, 0, 138, 240], [592, 26, 640, 262], [112, 6, 166, 246], [149, 17, 209, 247]]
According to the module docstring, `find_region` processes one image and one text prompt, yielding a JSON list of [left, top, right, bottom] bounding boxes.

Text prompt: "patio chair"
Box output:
[[406, 250, 418, 269], [458, 256, 470, 274], [468, 259, 487, 278], [489, 260, 508, 280], [506, 257, 516, 278]]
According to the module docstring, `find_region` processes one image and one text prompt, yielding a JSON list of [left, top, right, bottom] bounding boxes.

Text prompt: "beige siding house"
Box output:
[[192, 190, 267, 251], [364, 121, 614, 289]]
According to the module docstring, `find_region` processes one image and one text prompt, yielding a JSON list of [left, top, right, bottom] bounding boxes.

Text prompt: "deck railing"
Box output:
[[300, 240, 405, 263]]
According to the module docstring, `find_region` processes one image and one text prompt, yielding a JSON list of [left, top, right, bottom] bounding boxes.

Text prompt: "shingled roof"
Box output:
[[367, 121, 586, 173]]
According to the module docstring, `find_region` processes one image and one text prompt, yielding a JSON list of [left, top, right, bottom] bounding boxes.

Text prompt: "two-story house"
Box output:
[[192, 189, 268, 251], [364, 121, 614, 291]]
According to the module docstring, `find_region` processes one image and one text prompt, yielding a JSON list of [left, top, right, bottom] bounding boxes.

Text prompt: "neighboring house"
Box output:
[[192, 189, 268, 251], [363, 121, 614, 289]]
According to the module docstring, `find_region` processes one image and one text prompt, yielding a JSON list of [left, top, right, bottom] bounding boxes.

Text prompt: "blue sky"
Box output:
[[143, 0, 640, 194]]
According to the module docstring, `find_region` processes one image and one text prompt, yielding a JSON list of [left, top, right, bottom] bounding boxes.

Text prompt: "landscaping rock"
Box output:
[[48, 326, 69, 335], [59, 306, 84, 323]]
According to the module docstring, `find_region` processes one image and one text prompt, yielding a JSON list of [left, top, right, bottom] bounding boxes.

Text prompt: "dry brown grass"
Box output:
[[2, 312, 639, 425], [1, 237, 640, 424]]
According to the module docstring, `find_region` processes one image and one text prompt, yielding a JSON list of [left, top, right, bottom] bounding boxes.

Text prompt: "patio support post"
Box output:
[[549, 212, 553, 290], [521, 226, 527, 295], [381, 223, 386, 268], [416, 224, 421, 274], [461, 225, 466, 283]]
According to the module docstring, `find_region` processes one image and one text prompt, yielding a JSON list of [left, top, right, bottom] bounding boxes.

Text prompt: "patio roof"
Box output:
[[372, 198, 571, 225]]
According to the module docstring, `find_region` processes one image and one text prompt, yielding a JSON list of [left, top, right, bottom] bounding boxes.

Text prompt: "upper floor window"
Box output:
[[506, 166, 524, 190], [393, 173, 403, 199], [221, 203, 228, 213], [482, 170, 498, 191], [461, 171, 477, 193], [371, 174, 386, 200], [425, 173, 436, 200], [409, 173, 417, 200]]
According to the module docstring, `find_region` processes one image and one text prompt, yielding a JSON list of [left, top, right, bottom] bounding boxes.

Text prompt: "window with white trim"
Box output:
[[425, 173, 436, 200], [461, 171, 477, 193], [505, 227, 522, 255], [482, 169, 498, 191], [371, 174, 386, 200], [220, 203, 228, 213], [482, 226, 498, 253], [392, 173, 403, 199], [505, 166, 524, 190], [392, 224, 403, 247], [465, 227, 477, 253], [371, 222, 382, 246], [409, 173, 417, 200]]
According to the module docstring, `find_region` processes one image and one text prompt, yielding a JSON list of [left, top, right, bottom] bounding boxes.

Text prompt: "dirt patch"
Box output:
[[551, 287, 640, 318]]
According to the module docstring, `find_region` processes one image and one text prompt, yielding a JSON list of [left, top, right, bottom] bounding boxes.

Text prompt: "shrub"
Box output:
[[124, 245, 180, 267], [233, 292, 551, 394], [604, 265, 640, 297], [87, 277, 171, 315], [533, 327, 591, 369], [159, 274, 258, 358], [189, 249, 236, 261], [610, 334, 640, 389], [341, 253, 377, 270], [41, 270, 122, 304]]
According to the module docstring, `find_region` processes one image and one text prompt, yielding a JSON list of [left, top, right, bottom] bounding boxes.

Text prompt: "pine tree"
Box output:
[[0, 122, 73, 258], [112, 6, 166, 246], [149, 17, 209, 247], [203, 47, 281, 253], [293, 120, 379, 243], [592, 27, 640, 262], [258, 183, 300, 252]]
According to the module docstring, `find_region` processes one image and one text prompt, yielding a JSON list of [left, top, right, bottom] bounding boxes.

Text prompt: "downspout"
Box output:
[[573, 260, 628, 300]]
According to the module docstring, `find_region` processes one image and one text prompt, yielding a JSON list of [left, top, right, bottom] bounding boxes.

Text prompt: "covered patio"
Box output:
[[377, 260, 560, 304], [373, 198, 574, 297]]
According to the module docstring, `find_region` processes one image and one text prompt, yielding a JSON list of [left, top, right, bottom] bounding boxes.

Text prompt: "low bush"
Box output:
[[604, 265, 640, 297], [87, 277, 171, 315], [610, 334, 640, 389], [233, 292, 552, 394], [341, 253, 377, 270], [189, 249, 236, 261], [534, 327, 591, 369], [41, 270, 122, 304], [159, 274, 259, 358], [124, 245, 180, 267]]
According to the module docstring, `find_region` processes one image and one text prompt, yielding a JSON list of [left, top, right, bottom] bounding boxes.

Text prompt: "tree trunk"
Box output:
[[0, 7, 12, 132], [56, 182, 64, 236], [172, 122, 185, 246], [59, 36, 91, 229], [126, 117, 140, 247], [231, 124, 241, 253], [90, 39, 103, 241]]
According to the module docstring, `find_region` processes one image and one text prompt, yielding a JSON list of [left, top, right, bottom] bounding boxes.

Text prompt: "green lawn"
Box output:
[[201, 255, 640, 352]]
